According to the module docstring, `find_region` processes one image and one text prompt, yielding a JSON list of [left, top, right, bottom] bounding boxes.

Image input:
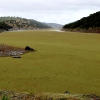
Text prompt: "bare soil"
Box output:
[[0, 44, 34, 57]]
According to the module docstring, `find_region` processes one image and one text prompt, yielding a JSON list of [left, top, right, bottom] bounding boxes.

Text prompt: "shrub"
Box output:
[[2, 95, 9, 100]]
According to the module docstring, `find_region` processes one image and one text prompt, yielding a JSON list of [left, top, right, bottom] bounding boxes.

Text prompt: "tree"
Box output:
[[0, 22, 12, 31]]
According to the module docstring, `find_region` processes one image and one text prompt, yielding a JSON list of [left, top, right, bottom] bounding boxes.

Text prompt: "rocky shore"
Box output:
[[0, 90, 100, 100], [0, 44, 35, 57]]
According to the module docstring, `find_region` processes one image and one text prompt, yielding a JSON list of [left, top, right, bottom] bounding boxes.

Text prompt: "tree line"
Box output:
[[63, 11, 100, 30]]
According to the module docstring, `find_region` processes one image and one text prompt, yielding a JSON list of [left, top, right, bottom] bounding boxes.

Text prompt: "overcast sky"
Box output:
[[0, 0, 100, 25]]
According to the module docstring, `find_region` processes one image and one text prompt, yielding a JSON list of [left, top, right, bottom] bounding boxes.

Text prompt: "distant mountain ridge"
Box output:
[[0, 16, 52, 30], [44, 23, 63, 28]]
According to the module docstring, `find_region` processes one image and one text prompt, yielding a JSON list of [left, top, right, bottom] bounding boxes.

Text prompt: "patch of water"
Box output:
[[49, 30, 65, 32]]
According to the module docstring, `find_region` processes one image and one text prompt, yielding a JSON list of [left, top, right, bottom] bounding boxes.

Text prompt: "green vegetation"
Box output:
[[2, 95, 9, 100], [0, 22, 12, 31], [0, 16, 52, 30], [0, 30, 100, 95], [63, 11, 100, 33]]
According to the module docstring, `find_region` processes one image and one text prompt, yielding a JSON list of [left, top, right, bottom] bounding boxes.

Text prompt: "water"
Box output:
[[49, 30, 65, 32]]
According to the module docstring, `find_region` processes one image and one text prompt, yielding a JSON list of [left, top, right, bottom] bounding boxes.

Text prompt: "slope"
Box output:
[[63, 11, 100, 33], [0, 16, 52, 30]]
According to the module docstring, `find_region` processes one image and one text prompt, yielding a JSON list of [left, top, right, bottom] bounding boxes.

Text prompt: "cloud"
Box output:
[[0, 0, 100, 24]]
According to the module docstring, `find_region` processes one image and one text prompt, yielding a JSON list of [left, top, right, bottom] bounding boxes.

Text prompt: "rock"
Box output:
[[85, 94, 100, 99], [12, 56, 21, 58], [64, 91, 70, 94], [25, 46, 34, 51]]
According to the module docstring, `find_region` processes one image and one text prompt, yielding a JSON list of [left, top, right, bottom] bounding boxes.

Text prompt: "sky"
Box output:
[[0, 0, 100, 25]]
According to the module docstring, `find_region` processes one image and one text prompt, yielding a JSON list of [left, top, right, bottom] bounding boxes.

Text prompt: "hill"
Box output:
[[44, 22, 63, 28], [0, 16, 52, 30], [63, 11, 100, 33]]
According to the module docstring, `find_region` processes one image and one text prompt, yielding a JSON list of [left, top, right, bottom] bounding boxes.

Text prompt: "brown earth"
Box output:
[[0, 44, 34, 57], [62, 28, 100, 33]]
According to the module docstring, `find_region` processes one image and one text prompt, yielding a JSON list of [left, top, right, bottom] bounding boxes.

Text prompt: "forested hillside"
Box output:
[[63, 11, 100, 33], [0, 22, 12, 32], [0, 16, 52, 30]]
